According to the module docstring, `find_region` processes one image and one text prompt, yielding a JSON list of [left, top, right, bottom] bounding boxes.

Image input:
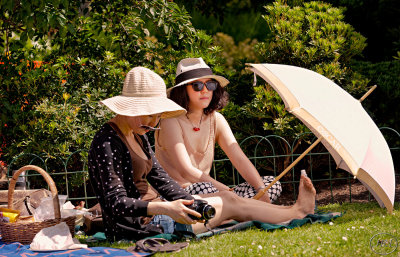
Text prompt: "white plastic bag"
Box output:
[[30, 222, 87, 251], [33, 195, 67, 221], [61, 201, 89, 219]]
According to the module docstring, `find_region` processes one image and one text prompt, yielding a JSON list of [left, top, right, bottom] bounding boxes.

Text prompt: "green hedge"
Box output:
[[0, 1, 223, 192], [351, 60, 400, 137]]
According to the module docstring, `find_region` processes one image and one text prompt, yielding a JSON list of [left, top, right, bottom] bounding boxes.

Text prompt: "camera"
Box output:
[[187, 199, 216, 221]]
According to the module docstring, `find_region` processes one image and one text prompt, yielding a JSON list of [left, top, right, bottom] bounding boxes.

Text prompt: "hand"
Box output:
[[163, 199, 202, 224]]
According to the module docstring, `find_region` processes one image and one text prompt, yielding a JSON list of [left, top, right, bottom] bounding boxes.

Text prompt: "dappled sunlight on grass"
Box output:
[[156, 202, 399, 256]]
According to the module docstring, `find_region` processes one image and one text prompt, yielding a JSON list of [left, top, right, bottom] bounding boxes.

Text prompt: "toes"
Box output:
[[302, 178, 315, 192], [302, 176, 312, 185]]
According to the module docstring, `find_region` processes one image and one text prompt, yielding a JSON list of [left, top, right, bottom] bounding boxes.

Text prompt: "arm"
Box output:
[[157, 118, 230, 191], [89, 135, 149, 217], [147, 200, 200, 224], [146, 159, 201, 224], [89, 133, 200, 224], [215, 112, 270, 202]]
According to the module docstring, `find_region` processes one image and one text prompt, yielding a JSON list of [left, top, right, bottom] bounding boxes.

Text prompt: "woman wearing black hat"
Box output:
[[156, 58, 281, 203]]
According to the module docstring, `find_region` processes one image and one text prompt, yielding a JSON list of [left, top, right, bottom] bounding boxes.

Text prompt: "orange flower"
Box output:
[[33, 61, 43, 69]]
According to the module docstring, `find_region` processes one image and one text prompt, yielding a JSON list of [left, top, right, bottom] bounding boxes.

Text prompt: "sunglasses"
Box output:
[[189, 80, 219, 92]]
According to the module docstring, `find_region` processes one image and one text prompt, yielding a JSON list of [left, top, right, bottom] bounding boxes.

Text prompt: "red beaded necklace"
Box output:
[[186, 113, 203, 131]]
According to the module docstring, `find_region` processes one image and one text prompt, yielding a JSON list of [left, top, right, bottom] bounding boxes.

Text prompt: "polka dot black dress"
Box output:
[[88, 123, 193, 241]]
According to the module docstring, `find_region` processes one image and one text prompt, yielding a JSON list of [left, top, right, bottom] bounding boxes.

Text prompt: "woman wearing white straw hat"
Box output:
[[155, 57, 281, 203], [88, 66, 316, 242]]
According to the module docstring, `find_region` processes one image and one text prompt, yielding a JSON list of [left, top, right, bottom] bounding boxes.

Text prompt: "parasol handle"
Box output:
[[253, 139, 322, 200], [359, 85, 377, 102], [253, 84, 378, 200]]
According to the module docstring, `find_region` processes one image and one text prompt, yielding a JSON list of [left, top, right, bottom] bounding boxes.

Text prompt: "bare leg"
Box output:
[[192, 174, 316, 234]]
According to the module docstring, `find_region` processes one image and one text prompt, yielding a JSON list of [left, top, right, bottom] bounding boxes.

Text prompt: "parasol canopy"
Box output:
[[248, 63, 395, 213]]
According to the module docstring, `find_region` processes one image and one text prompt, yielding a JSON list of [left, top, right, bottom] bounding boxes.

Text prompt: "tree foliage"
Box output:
[[0, 0, 221, 167], [0, 0, 396, 188], [0, 0, 80, 52], [220, 1, 369, 175], [245, 0, 369, 133], [326, 0, 400, 62], [350, 60, 400, 138], [258, 1, 368, 94], [175, 0, 273, 42]]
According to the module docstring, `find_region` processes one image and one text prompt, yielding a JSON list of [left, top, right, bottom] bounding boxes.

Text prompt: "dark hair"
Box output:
[[169, 82, 229, 115]]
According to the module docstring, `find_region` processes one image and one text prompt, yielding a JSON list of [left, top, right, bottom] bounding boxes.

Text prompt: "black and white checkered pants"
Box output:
[[183, 176, 282, 202]]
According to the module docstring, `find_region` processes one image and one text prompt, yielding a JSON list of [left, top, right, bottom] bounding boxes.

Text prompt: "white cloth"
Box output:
[[30, 222, 87, 251]]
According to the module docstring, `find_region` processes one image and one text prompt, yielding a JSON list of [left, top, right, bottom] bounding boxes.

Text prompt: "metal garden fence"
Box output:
[[6, 127, 399, 207]]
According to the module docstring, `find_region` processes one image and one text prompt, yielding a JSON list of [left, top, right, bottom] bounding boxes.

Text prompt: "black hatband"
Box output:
[[175, 68, 213, 85]]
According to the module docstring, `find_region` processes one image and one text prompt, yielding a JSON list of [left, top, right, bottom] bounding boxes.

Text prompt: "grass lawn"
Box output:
[[84, 202, 400, 256]]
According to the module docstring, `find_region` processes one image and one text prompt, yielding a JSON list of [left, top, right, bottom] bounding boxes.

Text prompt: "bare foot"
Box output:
[[294, 174, 316, 217]]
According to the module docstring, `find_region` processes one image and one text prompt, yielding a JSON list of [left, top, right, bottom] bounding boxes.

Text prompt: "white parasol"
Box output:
[[249, 64, 395, 213]]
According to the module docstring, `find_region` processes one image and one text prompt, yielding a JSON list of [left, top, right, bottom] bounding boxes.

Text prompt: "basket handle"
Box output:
[[8, 165, 61, 219]]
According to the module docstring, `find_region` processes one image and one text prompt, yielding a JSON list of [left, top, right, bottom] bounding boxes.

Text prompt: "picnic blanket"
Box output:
[[151, 212, 343, 241], [0, 242, 151, 257], [196, 212, 343, 239], [0, 212, 342, 256]]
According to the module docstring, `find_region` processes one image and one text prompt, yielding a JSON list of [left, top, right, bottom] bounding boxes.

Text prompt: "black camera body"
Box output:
[[187, 199, 216, 221]]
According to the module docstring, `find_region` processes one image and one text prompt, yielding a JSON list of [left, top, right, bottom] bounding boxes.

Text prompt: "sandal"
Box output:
[[127, 238, 189, 254]]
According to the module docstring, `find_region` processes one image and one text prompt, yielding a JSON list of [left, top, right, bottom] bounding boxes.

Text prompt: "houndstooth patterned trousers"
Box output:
[[184, 176, 282, 202]]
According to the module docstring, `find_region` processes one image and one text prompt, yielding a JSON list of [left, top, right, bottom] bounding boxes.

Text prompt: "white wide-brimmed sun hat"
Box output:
[[101, 67, 186, 119], [168, 57, 229, 91]]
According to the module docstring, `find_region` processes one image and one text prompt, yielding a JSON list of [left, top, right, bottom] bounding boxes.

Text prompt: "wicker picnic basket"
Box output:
[[0, 165, 75, 244]]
